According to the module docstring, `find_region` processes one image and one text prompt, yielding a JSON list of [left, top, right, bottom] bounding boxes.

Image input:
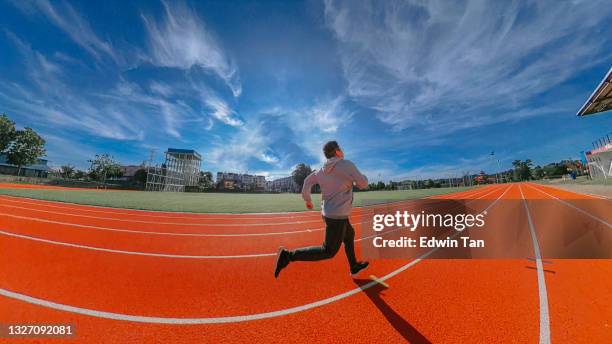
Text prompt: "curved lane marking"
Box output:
[[0, 186, 511, 324]]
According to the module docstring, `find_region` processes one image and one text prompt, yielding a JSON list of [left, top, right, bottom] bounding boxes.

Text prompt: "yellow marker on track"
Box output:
[[369, 275, 389, 288]]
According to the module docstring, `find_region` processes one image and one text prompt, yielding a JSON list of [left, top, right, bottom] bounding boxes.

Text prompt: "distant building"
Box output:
[[118, 165, 145, 181], [0, 154, 51, 177], [265, 176, 299, 193], [217, 172, 266, 191], [145, 148, 202, 192]]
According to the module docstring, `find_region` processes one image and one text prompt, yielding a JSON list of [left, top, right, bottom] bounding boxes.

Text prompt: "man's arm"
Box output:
[[301, 171, 318, 209], [346, 161, 368, 189]]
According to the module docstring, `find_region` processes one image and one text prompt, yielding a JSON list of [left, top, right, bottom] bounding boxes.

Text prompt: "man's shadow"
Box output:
[[353, 279, 432, 344]]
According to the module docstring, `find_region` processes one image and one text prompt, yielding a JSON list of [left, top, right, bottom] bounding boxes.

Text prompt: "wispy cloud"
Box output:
[[205, 96, 244, 127], [206, 123, 277, 172], [324, 0, 612, 133], [142, 1, 241, 97], [263, 96, 353, 166], [149, 81, 173, 97], [203, 96, 352, 174], [10, 0, 118, 63], [0, 33, 142, 140]]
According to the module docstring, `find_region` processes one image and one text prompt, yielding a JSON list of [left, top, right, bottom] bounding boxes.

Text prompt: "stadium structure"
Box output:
[[577, 66, 612, 116], [586, 134, 612, 179], [577, 66, 612, 179], [145, 148, 201, 192]]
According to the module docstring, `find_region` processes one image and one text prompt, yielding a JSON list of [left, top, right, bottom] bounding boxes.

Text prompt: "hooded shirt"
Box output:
[[301, 157, 368, 219]]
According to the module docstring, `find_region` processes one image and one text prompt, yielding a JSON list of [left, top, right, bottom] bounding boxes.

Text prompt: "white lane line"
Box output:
[[0, 185, 510, 324], [0, 191, 484, 224], [0, 188, 498, 238], [0, 186, 489, 220], [534, 184, 611, 200], [0, 203, 323, 227], [0, 229, 275, 259], [519, 185, 551, 344], [0, 212, 328, 237], [525, 184, 611, 228], [0, 186, 506, 260]]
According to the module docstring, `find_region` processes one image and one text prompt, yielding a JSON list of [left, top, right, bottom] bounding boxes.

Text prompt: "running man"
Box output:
[[275, 141, 370, 278]]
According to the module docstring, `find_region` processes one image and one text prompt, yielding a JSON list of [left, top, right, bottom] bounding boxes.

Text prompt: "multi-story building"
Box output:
[[145, 148, 202, 192], [0, 154, 50, 177], [265, 176, 299, 193], [217, 172, 266, 191]]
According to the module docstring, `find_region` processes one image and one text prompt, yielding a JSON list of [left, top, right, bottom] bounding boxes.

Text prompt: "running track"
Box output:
[[0, 183, 610, 343]]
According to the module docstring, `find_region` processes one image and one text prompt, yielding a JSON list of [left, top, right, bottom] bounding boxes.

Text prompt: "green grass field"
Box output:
[[0, 186, 478, 213]]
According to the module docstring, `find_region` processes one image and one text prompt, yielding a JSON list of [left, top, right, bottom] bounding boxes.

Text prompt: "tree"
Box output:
[[533, 165, 544, 179], [0, 113, 16, 152], [292, 163, 313, 192], [73, 170, 86, 180], [134, 168, 148, 185], [198, 171, 214, 190], [6, 127, 46, 176], [512, 159, 533, 181], [88, 154, 122, 184], [60, 165, 75, 179]]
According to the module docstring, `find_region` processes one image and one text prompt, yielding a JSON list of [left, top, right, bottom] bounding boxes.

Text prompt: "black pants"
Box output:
[[290, 217, 357, 267]]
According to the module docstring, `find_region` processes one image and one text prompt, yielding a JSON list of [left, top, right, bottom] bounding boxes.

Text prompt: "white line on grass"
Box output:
[[0, 185, 511, 324], [519, 185, 551, 344]]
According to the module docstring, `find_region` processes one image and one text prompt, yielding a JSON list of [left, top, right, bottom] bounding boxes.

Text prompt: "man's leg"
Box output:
[[344, 220, 369, 276], [342, 220, 358, 267], [290, 217, 345, 261]]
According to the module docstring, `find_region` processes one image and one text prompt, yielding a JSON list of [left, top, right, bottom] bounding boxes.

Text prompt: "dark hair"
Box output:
[[323, 141, 340, 159]]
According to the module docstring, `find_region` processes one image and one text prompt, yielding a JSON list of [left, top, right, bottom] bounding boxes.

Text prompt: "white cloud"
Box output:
[[142, 1, 241, 97], [324, 0, 612, 133], [310, 96, 353, 133], [149, 81, 173, 97], [205, 97, 244, 127], [361, 153, 505, 182], [259, 152, 280, 164], [271, 96, 353, 164], [205, 124, 279, 172]]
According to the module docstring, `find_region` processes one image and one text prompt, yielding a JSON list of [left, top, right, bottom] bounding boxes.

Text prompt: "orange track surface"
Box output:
[[0, 183, 610, 343]]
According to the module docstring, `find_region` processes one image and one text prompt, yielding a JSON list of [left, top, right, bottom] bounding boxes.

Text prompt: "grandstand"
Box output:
[[145, 149, 201, 192], [585, 133, 612, 179], [577, 66, 612, 116]]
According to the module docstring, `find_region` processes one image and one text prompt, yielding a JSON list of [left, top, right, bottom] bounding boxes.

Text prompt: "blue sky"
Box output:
[[1, 0, 611, 181]]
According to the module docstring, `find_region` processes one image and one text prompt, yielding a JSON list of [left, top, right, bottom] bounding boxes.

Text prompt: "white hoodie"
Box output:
[[301, 157, 368, 219]]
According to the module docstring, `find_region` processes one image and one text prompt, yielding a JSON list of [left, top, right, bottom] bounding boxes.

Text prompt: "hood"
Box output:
[[322, 157, 342, 174]]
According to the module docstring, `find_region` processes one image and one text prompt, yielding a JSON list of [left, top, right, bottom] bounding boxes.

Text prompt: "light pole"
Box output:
[[491, 151, 500, 184]]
